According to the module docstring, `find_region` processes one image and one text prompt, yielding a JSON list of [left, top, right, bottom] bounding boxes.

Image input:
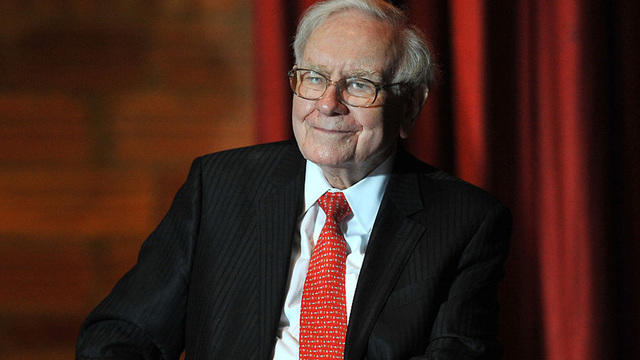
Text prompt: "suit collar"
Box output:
[[345, 147, 430, 360], [264, 140, 306, 188], [385, 147, 427, 216]]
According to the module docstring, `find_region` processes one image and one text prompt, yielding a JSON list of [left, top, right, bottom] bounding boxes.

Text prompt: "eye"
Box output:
[[346, 78, 375, 95], [302, 71, 326, 86], [351, 80, 367, 89]]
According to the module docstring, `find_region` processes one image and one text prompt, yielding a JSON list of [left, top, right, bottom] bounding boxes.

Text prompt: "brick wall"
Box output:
[[0, 1, 254, 358]]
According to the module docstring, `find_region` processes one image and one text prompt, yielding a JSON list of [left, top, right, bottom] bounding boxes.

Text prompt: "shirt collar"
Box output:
[[303, 155, 393, 232]]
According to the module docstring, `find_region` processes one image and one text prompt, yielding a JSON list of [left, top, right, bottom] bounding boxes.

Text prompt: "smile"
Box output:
[[311, 126, 356, 135]]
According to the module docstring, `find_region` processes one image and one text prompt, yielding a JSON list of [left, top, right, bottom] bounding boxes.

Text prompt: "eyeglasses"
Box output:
[[288, 67, 403, 107]]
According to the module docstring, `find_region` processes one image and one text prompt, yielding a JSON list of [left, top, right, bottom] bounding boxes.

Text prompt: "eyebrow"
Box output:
[[346, 69, 382, 80], [300, 64, 330, 75], [301, 64, 382, 81]]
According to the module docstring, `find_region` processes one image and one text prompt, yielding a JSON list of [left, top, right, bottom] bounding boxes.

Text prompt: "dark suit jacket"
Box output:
[[76, 141, 511, 360]]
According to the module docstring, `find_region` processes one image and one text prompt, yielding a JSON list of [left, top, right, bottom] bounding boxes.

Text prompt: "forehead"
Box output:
[[301, 10, 396, 77]]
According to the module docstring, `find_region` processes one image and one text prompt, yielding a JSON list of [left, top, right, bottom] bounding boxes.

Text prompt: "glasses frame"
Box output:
[[287, 67, 404, 108]]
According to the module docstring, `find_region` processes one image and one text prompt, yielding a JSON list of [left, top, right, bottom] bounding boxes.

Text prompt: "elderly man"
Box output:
[[77, 0, 511, 359]]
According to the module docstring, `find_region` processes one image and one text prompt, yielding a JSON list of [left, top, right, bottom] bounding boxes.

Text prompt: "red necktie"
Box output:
[[299, 192, 352, 360]]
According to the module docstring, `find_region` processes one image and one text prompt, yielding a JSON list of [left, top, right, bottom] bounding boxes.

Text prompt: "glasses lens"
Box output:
[[296, 70, 327, 99], [341, 78, 376, 106], [288, 69, 378, 107]]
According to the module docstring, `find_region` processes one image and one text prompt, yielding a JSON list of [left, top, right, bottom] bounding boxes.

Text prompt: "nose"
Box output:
[[315, 83, 349, 116]]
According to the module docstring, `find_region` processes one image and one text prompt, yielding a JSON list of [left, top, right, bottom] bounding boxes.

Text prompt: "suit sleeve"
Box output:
[[419, 203, 512, 360], [76, 157, 203, 360]]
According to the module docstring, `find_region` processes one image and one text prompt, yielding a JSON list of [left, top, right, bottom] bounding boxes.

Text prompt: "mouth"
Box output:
[[307, 117, 357, 134], [311, 125, 355, 134]]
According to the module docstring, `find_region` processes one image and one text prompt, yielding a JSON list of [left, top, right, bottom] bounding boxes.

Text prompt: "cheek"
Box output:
[[354, 110, 388, 139], [352, 114, 384, 146], [292, 97, 314, 124], [353, 111, 400, 157]]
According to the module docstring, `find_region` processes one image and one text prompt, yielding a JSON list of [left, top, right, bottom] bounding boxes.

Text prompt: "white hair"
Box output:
[[293, 0, 434, 99]]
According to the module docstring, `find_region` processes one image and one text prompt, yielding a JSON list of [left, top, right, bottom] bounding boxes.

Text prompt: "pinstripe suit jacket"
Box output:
[[77, 141, 511, 360]]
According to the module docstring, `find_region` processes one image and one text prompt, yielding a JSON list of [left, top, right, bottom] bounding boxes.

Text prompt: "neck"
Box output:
[[320, 167, 367, 189], [319, 148, 395, 189]]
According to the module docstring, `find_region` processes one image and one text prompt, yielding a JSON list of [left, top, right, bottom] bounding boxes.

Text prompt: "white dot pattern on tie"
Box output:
[[299, 191, 351, 360]]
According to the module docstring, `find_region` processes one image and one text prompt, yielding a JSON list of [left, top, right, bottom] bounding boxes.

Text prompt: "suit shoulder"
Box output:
[[195, 140, 298, 173], [187, 141, 303, 194], [398, 150, 508, 214], [197, 140, 296, 162]]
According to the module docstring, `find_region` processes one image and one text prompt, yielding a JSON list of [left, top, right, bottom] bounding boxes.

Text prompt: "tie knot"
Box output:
[[318, 192, 352, 223]]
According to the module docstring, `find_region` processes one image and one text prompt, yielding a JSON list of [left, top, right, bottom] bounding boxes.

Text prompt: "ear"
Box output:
[[399, 86, 428, 139]]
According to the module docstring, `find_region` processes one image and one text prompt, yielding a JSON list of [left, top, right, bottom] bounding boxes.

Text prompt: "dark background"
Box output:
[[0, 1, 252, 359]]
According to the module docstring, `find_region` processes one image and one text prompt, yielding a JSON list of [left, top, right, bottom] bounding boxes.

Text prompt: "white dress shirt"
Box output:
[[272, 156, 393, 360]]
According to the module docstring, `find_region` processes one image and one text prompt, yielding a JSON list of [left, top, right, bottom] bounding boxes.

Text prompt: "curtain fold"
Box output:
[[532, 2, 598, 358], [253, 0, 640, 358], [253, 0, 295, 142], [449, 0, 487, 188]]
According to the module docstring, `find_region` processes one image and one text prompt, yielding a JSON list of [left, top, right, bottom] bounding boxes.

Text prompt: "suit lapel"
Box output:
[[256, 144, 305, 359], [345, 150, 427, 360]]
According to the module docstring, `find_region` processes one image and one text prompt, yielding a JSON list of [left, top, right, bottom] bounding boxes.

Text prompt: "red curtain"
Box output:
[[253, 1, 640, 359]]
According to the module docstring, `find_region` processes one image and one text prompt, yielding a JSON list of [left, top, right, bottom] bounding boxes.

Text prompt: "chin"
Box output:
[[301, 148, 352, 168]]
